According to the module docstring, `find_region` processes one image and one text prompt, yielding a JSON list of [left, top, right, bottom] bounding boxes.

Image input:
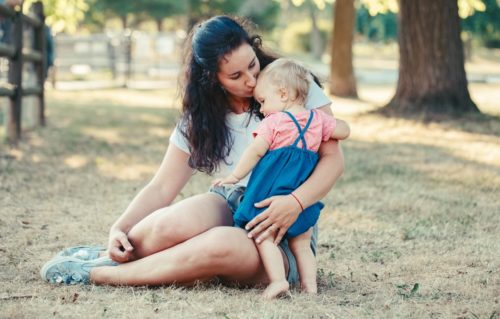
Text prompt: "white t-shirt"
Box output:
[[169, 81, 331, 186]]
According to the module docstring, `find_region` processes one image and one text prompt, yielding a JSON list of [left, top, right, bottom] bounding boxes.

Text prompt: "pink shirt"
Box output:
[[253, 109, 336, 152]]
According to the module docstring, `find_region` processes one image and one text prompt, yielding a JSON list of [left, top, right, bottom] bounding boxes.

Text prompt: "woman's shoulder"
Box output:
[[305, 81, 332, 110]]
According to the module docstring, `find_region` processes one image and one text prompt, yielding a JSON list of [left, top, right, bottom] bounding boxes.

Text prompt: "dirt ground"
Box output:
[[0, 83, 499, 318]]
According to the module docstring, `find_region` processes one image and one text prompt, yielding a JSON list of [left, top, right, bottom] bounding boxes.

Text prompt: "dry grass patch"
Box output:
[[0, 85, 499, 318]]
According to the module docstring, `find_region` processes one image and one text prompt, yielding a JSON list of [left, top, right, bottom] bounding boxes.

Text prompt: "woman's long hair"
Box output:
[[179, 16, 278, 174]]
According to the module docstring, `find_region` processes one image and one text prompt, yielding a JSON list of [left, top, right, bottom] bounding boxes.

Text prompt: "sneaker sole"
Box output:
[[40, 256, 81, 283]]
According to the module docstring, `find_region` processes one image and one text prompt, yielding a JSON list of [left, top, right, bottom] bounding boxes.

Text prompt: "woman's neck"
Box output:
[[228, 95, 251, 114]]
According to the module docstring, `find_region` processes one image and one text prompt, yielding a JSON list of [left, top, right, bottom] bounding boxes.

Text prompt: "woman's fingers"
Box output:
[[108, 232, 134, 262], [245, 212, 268, 232], [108, 245, 128, 262], [254, 225, 278, 244], [118, 234, 134, 252], [274, 228, 287, 245], [254, 196, 274, 208]]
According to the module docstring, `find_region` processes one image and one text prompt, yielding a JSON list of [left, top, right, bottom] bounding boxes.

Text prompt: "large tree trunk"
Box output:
[[330, 0, 357, 98], [384, 0, 479, 118]]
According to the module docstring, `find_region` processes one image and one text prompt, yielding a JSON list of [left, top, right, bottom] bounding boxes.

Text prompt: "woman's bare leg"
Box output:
[[256, 236, 289, 299], [121, 193, 233, 260], [90, 227, 281, 286], [289, 228, 317, 293]]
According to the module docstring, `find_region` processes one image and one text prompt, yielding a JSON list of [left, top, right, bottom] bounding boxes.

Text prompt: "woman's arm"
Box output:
[[108, 143, 194, 261], [246, 105, 345, 244]]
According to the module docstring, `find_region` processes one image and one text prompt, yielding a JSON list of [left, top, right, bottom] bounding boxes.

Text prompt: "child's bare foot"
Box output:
[[301, 282, 317, 294], [262, 280, 290, 299]]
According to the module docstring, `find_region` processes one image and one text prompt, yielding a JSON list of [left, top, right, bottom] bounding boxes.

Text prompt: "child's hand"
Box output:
[[212, 174, 240, 186]]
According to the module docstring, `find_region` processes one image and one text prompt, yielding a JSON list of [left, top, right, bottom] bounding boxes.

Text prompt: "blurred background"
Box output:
[[44, 0, 500, 88], [0, 0, 499, 142]]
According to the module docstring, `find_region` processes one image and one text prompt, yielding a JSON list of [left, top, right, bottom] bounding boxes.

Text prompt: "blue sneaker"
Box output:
[[41, 256, 118, 285], [56, 245, 106, 260]]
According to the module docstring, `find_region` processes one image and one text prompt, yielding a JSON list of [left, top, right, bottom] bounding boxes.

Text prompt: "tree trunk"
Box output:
[[308, 0, 323, 60], [120, 15, 128, 30], [156, 18, 163, 32], [384, 0, 479, 118], [330, 0, 357, 98]]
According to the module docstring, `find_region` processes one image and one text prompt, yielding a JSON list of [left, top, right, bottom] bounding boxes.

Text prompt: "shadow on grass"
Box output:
[[365, 106, 500, 138], [332, 138, 499, 242]]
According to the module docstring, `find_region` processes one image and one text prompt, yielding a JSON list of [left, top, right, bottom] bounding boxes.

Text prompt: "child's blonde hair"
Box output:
[[259, 58, 313, 104]]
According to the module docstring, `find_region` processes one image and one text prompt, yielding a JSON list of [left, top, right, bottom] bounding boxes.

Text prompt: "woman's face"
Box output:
[[217, 43, 260, 99]]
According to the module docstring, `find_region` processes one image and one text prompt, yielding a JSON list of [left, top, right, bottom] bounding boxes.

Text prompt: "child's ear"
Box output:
[[279, 87, 289, 102]]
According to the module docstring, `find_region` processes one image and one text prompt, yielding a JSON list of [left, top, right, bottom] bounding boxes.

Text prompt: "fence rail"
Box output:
[[0, 1, 46, 144]]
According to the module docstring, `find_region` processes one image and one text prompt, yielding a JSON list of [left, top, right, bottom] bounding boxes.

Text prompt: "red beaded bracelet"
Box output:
[[290, 192, 304, 211]]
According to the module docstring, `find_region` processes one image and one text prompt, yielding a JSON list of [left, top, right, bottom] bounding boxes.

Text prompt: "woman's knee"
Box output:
[[149, 211, 188, 245], [201, 227, 256, 263], [128, 207, 186, 247]]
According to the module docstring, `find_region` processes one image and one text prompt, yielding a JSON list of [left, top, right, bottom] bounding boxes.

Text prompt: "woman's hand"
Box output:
[[245, 194, 302, 245], [108, 229, 134, 263]]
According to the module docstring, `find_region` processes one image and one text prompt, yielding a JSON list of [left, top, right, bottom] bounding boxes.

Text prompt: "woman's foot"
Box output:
[[262, 280, 290, 299], [41, 256, 117, 285], [56, 245, 106, 260]]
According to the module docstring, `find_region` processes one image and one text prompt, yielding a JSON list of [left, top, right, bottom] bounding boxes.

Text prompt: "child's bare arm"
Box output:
[[331, 119, 350, 140], [213, 135, 270, 185]]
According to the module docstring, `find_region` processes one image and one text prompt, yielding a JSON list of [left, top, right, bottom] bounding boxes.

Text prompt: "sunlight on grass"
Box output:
[[95, 156, 156, 180], [82, 127, 123, 144], [148, 127, 172, 138], [64, 154, 89, 169]]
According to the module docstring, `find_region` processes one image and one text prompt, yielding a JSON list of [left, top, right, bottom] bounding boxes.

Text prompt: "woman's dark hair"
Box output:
[[179, 15, 277, 174]]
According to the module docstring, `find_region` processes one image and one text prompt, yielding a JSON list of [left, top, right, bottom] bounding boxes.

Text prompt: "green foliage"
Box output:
[[359, 0, 398, 15], [135, 0, 185, 21], [23, 0, 88, 33], [186, 0, 241, 27], [462, 0, 500, 48], [356, 3, 397, 42], [238, 0, 280, 32], [279, 19, 330, 53]]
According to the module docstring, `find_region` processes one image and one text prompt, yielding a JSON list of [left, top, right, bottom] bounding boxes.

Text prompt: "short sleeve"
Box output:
[[169, 122, 191, 154], [252, 113, 279, 145], [316, 110, 336, 142], [305, 81, 332, 110]]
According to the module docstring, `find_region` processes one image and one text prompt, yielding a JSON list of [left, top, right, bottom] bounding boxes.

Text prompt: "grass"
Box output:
[[0, 84, 499, 318]]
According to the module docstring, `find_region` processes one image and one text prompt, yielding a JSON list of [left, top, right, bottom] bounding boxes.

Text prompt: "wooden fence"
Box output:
[[0, 1, 46, 145]]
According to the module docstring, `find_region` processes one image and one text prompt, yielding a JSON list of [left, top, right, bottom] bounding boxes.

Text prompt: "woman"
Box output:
[[41, 16, 345, 288]]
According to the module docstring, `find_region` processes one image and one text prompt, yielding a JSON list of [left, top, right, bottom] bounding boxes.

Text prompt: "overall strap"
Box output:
[[283, 110, 315, 149]]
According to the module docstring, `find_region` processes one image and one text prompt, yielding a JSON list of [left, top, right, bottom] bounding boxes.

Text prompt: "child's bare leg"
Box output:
[[257, 235, 289, 299], [289, 228, 317, 293]]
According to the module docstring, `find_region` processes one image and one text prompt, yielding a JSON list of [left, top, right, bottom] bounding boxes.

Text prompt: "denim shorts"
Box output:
[[209, 184, 318, 285]]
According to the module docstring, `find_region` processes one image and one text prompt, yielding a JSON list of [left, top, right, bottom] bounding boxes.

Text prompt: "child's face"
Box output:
[[253, 78, 286, 116]]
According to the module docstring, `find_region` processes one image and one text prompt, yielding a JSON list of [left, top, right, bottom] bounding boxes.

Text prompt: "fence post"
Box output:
[[32, 1, 46, 126], [7, 9, 23, 144]]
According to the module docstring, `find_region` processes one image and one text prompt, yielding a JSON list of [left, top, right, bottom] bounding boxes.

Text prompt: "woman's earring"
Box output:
[[220, 85, 227, 95]]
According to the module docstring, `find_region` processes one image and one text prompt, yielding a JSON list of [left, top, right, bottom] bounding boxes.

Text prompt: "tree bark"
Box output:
[[330, 0, 357, 98], [120, 15, 128, 30], [384, 0, 479, 118], [156, 18, 163, 32]]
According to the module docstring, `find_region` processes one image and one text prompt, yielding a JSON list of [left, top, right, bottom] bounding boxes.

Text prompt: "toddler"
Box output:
[[214, 58, 350, 299]]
